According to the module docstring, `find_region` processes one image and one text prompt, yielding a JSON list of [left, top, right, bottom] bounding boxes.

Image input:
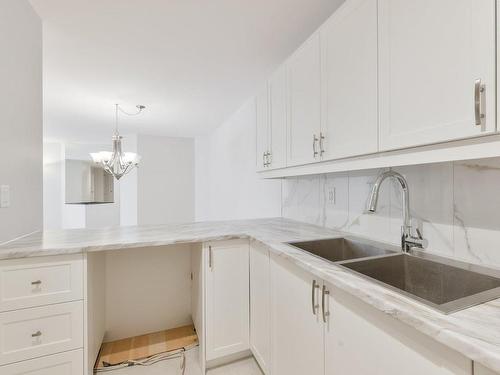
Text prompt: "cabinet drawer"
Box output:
[[0, 301, 83, 365], [0, 349, 83, 375], [0, 255, 83, 312]]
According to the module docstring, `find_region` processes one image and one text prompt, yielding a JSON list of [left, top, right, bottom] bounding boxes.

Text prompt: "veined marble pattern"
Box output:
[[1, 218, 500, 371], [282, 157, 500, 270]]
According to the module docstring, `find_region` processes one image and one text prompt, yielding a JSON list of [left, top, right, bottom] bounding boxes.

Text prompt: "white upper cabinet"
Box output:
[[320, 0, 378, 160], [255, 85, 270, 171], [287, 33, 322, 166], [268, 66, 287, 169], [378, 0, 496, 151]]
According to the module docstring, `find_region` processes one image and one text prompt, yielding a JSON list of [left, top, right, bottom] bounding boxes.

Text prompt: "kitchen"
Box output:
[[1, 0, 500, 375]]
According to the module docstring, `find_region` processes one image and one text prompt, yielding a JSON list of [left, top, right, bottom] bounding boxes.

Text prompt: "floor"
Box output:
[[107, 347, 263, 375]]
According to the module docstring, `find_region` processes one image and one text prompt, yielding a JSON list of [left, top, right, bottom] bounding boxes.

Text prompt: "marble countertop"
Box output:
[[1, 217, 499, 372]]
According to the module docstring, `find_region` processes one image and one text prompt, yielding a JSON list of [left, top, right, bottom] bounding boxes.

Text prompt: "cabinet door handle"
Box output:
[[267, 151, 272, 167], [322, 285, 330, 323], [31, 280, 42, 286], [474, 79, 485, 126], [312, 134, 319, 158], [263, 152, 267, 167], [208, 245, 213, 269], [311, 280, 320, 315], [31, 330, 42, 338], [319, 132, 325, 157]]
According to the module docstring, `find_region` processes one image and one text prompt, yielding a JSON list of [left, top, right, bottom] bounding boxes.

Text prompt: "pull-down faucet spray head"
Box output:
[[367, 170, 427, 252]]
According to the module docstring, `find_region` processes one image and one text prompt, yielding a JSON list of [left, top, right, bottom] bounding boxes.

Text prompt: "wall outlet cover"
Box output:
[[0, 185, 10, 208], [327, 186, 336, 205]]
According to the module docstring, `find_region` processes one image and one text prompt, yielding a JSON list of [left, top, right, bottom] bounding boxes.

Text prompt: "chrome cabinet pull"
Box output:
[[319, 132, 325, 157], [267, 151, 272, 167], [312, 134, 319, 158], [311, 280, 320, 315], [31, 330, 42, 338], [322, 285, 330, 323], [31, 280, 42, 286], [474, 79, 485, 126], [262, 152, 266, 167], [208, 245, 213, 269]]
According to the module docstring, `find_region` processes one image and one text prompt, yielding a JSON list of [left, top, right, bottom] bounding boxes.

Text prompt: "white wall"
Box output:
[[195, 99, 282, 221], [0, 0, 42, 242], [137, 135, 195, 225], [43, 143, 64, 230]]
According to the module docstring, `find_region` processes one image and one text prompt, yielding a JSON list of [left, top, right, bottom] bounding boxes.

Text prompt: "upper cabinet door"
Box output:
[[256, 85, 270, 172], [287, 33, 322, 167], [379, 0, 496, 151], [321, 0, 378, 160], [268, 66, 287, 170]]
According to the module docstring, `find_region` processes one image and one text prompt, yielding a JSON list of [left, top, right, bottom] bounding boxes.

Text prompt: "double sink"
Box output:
[[287, 237, 500, 314]]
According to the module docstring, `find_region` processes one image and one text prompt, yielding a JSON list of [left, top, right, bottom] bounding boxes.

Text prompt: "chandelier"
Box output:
[[90, 104, 145, 180]]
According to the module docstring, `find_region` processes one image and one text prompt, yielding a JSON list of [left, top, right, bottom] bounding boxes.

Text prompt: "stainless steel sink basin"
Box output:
[[287, 237, 398, 263], [340, 252, 500, 314]]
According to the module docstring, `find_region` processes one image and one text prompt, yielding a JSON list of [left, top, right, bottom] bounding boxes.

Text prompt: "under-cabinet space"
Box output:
[[85, 245, 193, 374]]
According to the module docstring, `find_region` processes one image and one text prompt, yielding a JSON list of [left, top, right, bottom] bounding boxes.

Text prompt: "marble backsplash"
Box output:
[[282, 157, 500, 269]]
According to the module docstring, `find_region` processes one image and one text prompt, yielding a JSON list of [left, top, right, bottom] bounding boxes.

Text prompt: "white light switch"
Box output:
[[1, 185, 10, 208]]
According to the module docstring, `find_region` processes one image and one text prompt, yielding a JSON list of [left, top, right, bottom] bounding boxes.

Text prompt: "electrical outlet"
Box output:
[[0, 185, 10, 208], [327, 187, 336, 205]]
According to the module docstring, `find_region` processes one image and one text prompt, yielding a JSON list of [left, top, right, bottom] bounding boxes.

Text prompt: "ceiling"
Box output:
[[30, 0, 343, 143]]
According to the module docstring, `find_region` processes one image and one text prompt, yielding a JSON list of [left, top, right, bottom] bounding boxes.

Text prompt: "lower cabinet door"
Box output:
[[474, 363, 499, 375], [0, 349, 83, 375], [0, 301, 84, 365], [325, 285, 472, 375], [249, 242, 271, 374], [205, 240, 250, 361], [270, 253, 324, 375]]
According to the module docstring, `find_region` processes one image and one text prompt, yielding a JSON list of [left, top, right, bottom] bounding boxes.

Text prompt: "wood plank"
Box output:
[[95, 324, 198, 369]]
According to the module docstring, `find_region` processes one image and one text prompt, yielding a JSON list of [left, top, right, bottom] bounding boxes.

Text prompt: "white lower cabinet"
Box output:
[[0, 254, 83, 312], [270, 253, 324, 375], [324, 284, 472, 375], [0, 349, 83, 375], [0, 300, 84, 365], [475, 363, 499, 375], [249, 242, 271, 374], [267, 254, 473, 375], [205, 240, 250, 362]]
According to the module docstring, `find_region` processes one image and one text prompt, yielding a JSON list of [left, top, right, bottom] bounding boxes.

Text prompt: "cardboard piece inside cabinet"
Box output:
[[95, 324, 198, 369]]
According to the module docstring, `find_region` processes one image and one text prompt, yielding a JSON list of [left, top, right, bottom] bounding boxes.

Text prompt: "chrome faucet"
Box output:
[[367, 170, 427, 252]]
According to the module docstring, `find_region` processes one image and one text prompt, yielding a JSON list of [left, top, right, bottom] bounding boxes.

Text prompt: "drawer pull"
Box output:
[[31, 280, 42, 286], [31, 330, 42, 338]]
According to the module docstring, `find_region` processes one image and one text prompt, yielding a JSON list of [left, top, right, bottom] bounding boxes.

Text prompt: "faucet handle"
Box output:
[[416, 227, 423, 240]]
